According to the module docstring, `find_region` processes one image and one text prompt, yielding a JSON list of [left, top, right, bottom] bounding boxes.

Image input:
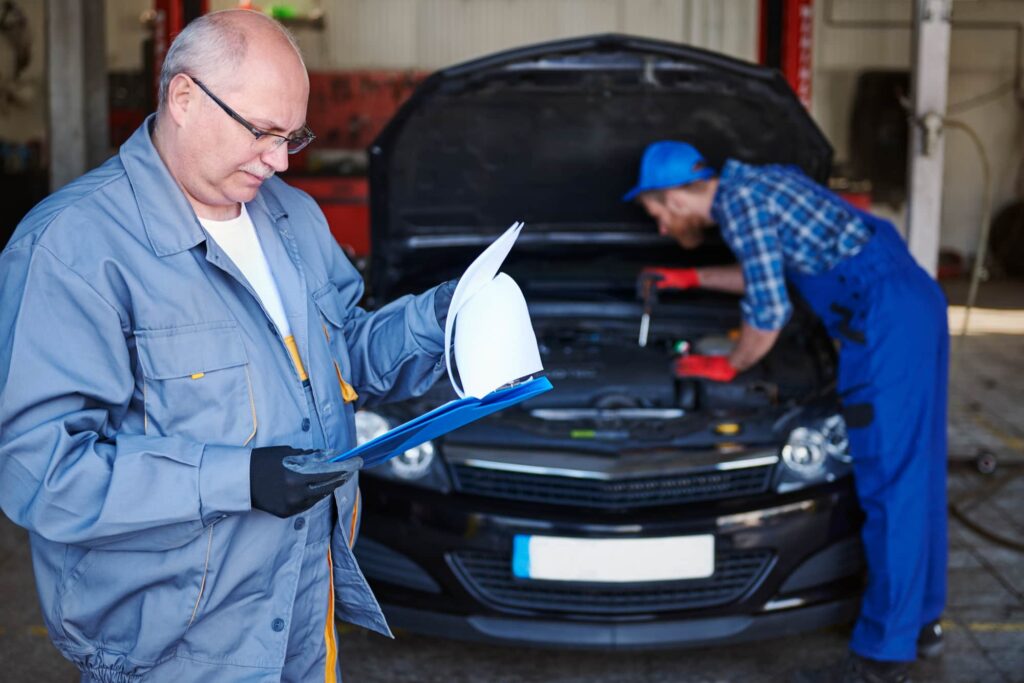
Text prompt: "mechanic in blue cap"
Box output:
[[625, 141, 949, 683]]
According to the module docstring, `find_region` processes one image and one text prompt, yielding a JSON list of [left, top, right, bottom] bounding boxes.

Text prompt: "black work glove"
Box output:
[[250, 446, 363, 518]]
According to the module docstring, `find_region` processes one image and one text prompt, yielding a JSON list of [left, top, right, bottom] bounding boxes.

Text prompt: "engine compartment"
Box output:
[[527, 298, 835, 414], [390, 290, 836, 454]]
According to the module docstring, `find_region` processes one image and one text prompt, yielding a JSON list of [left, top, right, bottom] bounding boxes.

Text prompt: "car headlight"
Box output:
[[781, 427, 827, 476], [389, 440, 437, 480], [775, 414, 852, 493], [355, 410, 390, 444], [354, 411, 451, 492]]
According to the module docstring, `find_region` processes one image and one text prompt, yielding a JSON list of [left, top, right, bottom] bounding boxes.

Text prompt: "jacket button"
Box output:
[[272, 618, 285, 632], [301, 418, 310, 432], [294, 517, 306, 530]]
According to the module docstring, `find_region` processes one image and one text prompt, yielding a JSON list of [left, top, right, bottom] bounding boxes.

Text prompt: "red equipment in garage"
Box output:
[[151, 0, 209, 98], [761, 0, 873, 209], [759, 0, 815, 109], [288, 71, 428, 259], [286, 176, 370, 258]]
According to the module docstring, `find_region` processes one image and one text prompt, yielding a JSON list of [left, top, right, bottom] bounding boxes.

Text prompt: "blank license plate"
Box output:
[[512, 534, 715, 583]]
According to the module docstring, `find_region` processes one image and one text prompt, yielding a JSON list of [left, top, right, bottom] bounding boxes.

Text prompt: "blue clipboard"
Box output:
[[331, 376, 554, 469]]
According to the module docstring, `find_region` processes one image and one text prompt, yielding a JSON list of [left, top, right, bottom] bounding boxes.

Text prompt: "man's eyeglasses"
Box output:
[[190, 76, 316, 155]]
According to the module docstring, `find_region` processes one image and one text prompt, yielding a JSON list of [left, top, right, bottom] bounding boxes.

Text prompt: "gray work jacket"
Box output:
[[0, 117, 446, 681]]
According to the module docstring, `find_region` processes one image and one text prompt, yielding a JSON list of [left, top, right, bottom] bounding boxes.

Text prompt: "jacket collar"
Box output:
[[120, 114, 289, 257]]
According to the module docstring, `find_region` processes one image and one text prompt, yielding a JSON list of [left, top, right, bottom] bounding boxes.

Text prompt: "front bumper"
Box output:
[[355, 478, 864, 649], [382, 596, 861, 649]]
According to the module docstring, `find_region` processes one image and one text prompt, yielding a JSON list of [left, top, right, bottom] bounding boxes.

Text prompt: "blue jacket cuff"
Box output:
[[199, 444, 252, 523]]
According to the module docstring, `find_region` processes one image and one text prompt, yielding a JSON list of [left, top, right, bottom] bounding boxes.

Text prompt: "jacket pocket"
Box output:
[[136, 322, 257, 446], [56, 528, 212, 669], [313, 287, 359, 407]]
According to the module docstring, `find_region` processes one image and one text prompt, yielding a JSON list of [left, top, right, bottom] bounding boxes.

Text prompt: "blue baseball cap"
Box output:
[[622, 141, 715, 202]]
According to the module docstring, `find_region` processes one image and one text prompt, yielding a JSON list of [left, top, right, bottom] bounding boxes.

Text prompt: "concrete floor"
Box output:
[[1, 278, 1022, 683]]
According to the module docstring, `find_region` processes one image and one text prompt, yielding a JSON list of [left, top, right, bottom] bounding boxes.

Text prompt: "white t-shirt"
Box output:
[[199, 203, 292, 337]]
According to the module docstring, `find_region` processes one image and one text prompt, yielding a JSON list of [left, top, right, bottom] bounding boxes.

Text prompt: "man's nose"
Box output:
[[262, 142, 290, 173]]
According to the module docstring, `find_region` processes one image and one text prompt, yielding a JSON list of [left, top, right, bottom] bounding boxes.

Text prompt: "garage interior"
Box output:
[[0, 1, 1022, 681]]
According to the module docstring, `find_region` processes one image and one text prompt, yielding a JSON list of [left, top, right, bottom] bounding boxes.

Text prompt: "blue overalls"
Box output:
[[787, 212, 949, 662]]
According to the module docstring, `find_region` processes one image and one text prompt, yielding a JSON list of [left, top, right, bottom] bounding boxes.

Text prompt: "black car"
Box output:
[[352, 34, 864, 649]]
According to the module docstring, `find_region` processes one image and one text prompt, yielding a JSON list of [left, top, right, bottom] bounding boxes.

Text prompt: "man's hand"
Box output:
[[250, 446, 363, 518], [638, 267, 701, 295], [674, 354, 738, 383]]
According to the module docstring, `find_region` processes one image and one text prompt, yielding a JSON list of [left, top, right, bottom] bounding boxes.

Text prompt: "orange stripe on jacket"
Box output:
[[324, 549, 337, 683]]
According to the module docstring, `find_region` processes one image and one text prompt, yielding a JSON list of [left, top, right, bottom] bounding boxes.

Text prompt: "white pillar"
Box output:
[[47, 0, 108, 191], [905, 0, 952, 276]]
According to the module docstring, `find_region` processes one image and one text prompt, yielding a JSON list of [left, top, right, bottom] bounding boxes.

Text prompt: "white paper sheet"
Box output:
[[444, 221, 544, 399], [454, 273, 543, 398]]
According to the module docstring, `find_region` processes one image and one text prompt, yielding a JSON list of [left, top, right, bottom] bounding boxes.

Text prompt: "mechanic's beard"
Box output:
[[240, 162, 275, 181]]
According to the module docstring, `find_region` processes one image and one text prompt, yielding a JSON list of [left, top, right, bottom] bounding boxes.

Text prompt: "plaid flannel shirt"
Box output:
[[710, 159, 871, 331]]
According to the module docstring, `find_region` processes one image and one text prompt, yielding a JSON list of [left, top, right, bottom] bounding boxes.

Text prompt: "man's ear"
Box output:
[[164, 74, 197, 126]]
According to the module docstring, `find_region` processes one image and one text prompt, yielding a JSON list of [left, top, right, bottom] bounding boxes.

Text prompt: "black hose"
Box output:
[[949, 501, 1024, 553], [947, 463, 1024, 553]]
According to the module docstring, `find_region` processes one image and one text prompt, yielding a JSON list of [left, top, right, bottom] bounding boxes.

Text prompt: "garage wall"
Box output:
[[813, 0, 1024, 257], [208, 0, 760, 67], [107, 0, 151, 72]]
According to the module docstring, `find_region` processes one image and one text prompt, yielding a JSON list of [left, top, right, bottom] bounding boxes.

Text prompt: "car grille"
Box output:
[[449, 549, 775, 615], [449, 463, 774, 509]]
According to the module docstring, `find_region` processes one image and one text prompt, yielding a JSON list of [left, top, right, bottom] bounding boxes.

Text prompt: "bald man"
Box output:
[[0, 11, 454, 682]]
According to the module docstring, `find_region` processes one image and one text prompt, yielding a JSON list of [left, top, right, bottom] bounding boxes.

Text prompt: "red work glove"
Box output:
[[639, 267, 701, 292], [674, 355, 737, 383]]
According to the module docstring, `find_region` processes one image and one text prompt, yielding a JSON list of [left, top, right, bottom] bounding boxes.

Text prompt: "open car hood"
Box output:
[[368, 33, 833, 299]]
